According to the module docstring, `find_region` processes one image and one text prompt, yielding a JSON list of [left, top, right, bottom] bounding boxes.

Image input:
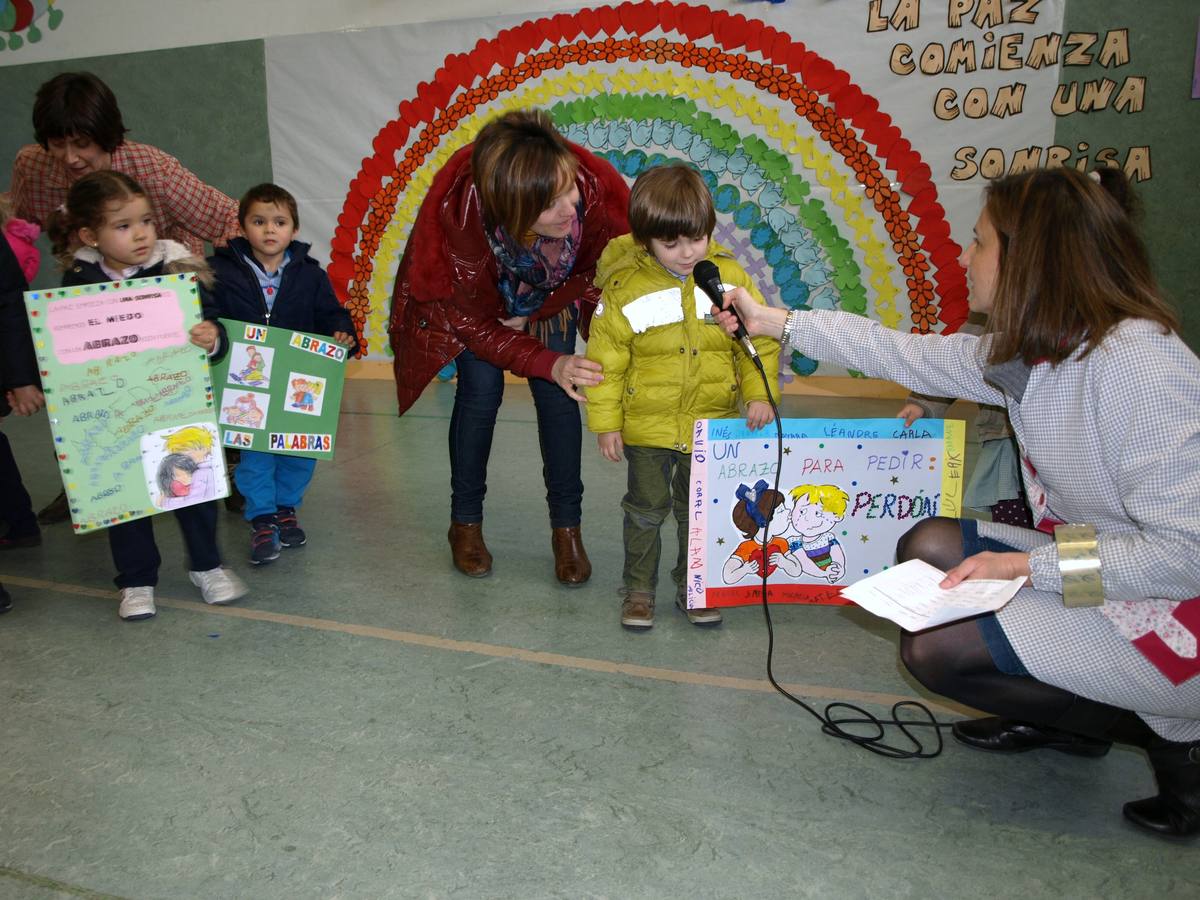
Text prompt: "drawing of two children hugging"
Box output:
[[721, 480, 848, 585], [154, 425, 219, 510]]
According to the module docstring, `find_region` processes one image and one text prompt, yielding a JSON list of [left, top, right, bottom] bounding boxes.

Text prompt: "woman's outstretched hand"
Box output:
[[939, 551, 1032, 589], [552, 354, 603, 402], [710, 286, 788, 339]]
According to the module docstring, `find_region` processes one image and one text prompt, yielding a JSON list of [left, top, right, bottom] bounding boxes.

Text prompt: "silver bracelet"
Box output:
[[780, 309, 802, 347]]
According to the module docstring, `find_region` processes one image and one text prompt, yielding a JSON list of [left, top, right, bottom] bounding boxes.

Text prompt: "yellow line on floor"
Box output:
[[3, 573, 964, 716], [0, 864, 129, 900]]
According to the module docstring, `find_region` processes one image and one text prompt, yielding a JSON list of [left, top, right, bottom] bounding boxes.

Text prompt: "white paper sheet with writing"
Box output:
[[839, 559, 1026, 632]]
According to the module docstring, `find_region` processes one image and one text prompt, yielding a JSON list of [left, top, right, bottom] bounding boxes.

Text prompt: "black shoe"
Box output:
[[952, 716, 1112, 757], [0, 583, 11, 614], [1123, 740, 1200, 838], [249, 516, 281, 565], [275, 507, 307, 548], [36, 491, 70, 525]]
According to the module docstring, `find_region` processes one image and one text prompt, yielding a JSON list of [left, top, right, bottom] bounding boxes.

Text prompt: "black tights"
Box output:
[[896, 518, 1154, 747]]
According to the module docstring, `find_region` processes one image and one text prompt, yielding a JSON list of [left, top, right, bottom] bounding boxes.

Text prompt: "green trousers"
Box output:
[[621, 444, 692, 599]]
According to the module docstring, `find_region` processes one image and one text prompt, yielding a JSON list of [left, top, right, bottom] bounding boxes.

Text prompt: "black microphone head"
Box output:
[[692, 259, 750, 345], [693, 260, 723, 301]]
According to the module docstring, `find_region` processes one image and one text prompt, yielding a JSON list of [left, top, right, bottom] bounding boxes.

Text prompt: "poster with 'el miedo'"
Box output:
[[209, 319, 347, 460], [686, 418, 966, 610], [24, 274, 228, 533]]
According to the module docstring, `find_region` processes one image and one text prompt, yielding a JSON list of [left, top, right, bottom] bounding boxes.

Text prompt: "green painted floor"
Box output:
[[1, 380, 1195, 899]]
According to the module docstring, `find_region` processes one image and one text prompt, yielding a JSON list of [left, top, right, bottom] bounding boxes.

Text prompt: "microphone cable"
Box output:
[[697, 264, 953, 759]]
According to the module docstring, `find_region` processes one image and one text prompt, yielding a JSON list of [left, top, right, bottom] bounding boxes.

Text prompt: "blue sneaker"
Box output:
[[275, 507, 307, 548], [436, 360, 457, 382], [250, 516, 281, 565]]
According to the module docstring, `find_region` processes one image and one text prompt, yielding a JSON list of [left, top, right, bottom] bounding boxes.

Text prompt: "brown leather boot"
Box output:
[[448, 522, 492, 577], [551, 525, 591, 586]]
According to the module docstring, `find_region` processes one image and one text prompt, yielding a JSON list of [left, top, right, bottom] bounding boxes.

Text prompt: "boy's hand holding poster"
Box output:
[[25, 274, 228, 533], [210, 319, 347, 460], [687, 417, 965, 610]]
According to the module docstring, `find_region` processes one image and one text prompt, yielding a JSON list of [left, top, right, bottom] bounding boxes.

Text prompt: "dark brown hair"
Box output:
[[33, 72, 128, 152], [471, 109, 578, 238], [732, 488, 786, 539], [48, 170, 148, 262], [982, 167, 1178, 366], [239, 183, 299, 229], [628, 162, 716, 245]]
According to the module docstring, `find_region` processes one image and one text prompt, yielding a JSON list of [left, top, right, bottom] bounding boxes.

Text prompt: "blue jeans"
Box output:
[[234, 449, 317, 522], [449, 314, 582, 528], [960, 518, 1030, 677]]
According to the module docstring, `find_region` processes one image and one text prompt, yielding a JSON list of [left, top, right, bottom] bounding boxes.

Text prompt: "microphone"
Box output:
[[694, 260, 758, 359]]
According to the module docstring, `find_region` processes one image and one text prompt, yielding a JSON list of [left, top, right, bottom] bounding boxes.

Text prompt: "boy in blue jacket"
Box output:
[[210, 184, 357, 565]]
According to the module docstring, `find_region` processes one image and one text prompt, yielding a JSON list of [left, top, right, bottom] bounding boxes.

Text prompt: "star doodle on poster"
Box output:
[[860, 534, 870, 543], [716, 537, 725, 546], [891, 476, 899, 484], [783, 446, 791, 455]]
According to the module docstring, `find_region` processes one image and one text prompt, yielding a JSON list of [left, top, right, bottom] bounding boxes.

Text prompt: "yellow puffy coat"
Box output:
[[585, 236, 780, 452]]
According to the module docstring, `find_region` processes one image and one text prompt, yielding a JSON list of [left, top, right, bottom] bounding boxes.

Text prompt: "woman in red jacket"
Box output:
[[389, 110, 630, 584]]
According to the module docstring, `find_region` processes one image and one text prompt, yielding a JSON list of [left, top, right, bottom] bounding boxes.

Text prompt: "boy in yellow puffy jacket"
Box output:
[[585, 163, 780, 629]]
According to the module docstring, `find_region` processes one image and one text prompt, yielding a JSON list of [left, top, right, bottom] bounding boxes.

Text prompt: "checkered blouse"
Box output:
[[11, 141, 240, 257], [791, 310, 1200, 740]]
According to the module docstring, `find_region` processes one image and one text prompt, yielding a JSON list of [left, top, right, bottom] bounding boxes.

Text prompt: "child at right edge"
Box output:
[[585, 163, 780, 630]]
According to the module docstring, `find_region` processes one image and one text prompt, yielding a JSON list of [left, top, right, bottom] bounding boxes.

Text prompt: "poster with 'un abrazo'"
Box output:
[[687, 417, 965, 610]]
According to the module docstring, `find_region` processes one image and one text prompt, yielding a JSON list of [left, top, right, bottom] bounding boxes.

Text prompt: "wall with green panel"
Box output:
[[1055, 2, 1200, 351], [0, 40, 272, 288]]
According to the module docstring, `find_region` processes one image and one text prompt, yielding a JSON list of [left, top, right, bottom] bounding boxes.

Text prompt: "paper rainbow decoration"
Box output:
[[329, 1, 968, 377], [0, 0, 63, 51]]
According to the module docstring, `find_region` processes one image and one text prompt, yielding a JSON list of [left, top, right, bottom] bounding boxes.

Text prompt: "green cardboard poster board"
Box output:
[[25, 274, 228, 534], [209, 319, 347, 460]]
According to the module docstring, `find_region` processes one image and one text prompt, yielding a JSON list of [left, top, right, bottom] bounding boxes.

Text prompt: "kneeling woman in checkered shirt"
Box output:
[[714, 166, 1200, 840]]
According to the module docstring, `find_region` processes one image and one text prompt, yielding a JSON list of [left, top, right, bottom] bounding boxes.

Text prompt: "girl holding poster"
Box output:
[[51, 170, 247, 621], [713, 167, 1200, 839]]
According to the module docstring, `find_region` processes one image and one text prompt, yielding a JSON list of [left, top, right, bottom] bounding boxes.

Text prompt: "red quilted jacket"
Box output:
[[387, 142, 629, 415]]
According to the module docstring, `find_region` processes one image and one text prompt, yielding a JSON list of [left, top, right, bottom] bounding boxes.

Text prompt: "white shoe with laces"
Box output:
[[189, 567, 248, 605], [118, 586, 156, 621]]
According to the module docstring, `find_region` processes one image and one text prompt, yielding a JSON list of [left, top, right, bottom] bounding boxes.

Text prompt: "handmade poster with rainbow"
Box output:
[[686, 417, 965, 609], [23, 274, 227, 533], [210, 319, 347, 460]]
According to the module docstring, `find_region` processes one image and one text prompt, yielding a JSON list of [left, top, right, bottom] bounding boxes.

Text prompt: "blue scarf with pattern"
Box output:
[[485, 202, 583, 318]]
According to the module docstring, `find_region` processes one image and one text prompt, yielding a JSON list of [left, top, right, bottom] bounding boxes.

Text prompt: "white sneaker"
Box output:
[[189, 567, 248, 605], [118, 586, 156, 621]]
